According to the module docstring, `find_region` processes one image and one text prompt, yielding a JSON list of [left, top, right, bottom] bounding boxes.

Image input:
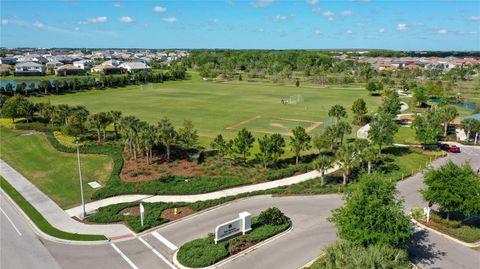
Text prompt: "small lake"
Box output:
[[430, 99, 477, 110]]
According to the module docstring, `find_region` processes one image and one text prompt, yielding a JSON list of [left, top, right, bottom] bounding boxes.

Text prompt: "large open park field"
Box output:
[[31, 73, 382, 141]]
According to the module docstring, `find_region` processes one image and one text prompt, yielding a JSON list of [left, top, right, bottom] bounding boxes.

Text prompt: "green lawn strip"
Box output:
[[412, 208, 480, 243], [0, 176, 106, 241], [0, 127, 113, 209], [177, 216, 290, 268], [394, 127, 420, 145]]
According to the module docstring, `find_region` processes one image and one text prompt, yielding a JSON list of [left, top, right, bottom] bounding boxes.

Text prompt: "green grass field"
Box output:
[[0, 127, 113, 209], [31, 72, 382, 141]]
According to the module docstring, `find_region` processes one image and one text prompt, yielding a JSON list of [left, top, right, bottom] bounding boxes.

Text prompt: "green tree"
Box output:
[[121, 116, 142, 159], [411, 110, 442, 147], [88, 113, 104, 143], [336, 143, 359, 185], [139, 123, 157, 165], [1, 95, 28, 122], [365, 81, 377, 95], [335, 121, 352, 146], [157, 117, 177, 162], [311, 241, 411, 269], [289, 126, 311, 164], [381, 91, 401, 116], [351, 98, 368, 125], [232, 128, 255, 162], [330, 173, 412, 248], [313, 155, 334, 186], [360, 146, 377, 174], [328, 105, 347, 123], [256, 133, 285, 169], [460, 118, 480, 142], [62, 114, 86, 139], [437, 104, 459, 136], [312, 132, 333, 153], [413, 86, 429, 107], [109, 110, 122, 138], [368, 111, 398, 154], [421, 161, 480, 219], [178, 120, 199, 148], [211, 134, 230, 158]]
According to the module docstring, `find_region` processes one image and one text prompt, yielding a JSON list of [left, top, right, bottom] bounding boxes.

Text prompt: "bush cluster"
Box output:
[[258, 207, 290, 226]]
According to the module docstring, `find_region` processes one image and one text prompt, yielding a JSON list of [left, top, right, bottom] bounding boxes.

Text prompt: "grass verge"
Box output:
[[0, 176, 106, 241], [412, 208, 480, 243]]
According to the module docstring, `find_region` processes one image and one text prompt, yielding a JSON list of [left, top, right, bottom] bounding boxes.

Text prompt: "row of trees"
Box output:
[[1, 65, 187, 97]]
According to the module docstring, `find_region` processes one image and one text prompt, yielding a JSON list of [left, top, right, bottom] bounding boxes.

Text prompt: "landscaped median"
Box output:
[[0, 176, 106, 241], [174, 207, 291, 268], [411, 208, 480, 245]]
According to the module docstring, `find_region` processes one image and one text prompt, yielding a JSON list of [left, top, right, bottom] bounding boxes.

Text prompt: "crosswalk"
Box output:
[[110, 231, 179, 269]]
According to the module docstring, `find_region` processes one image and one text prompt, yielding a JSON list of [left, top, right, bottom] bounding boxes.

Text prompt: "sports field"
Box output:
[[31, 73, 382, 140]]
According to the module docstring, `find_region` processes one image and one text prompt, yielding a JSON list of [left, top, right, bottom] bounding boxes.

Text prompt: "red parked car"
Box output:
[[449, 145, 461, 153]]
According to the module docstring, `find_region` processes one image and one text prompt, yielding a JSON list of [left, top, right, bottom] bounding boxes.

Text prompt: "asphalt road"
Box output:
[[1, 147, 479, 269], [0, 195, 62, 269]]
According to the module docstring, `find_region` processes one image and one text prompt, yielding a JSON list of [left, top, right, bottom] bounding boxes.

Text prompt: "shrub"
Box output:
[[227, 235, 254, 255], [258, 207, 289, 226], [176, 236, 229, 268]]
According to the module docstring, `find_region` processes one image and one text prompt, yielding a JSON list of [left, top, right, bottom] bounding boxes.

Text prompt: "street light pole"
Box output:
[[76, 141, 86, 218]]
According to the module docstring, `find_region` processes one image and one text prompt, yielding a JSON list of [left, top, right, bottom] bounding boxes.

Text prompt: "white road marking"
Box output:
[[138, 237, 176, 269], [152, 231, 178, 251], [0, 207, 22, 236], [111, 243, 139, 269]]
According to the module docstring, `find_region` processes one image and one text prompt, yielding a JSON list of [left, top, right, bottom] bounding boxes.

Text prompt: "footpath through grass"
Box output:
[[0, 176, 106, 241], [0, 127, 113, 209]]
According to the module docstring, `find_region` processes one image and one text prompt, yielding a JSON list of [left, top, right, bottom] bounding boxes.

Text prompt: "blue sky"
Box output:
[[1, 0, 479, 50]]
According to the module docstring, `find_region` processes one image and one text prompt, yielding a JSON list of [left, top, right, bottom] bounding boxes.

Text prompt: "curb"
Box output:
[[411, 217, 480, 248], [172, 224, 293, 269], [0, 188, 111, 245]]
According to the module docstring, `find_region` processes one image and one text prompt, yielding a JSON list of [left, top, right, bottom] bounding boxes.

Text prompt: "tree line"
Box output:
[[0, 65, 187, 97]]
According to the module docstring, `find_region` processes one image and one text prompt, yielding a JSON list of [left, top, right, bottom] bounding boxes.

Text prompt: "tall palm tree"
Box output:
[[56, 104, 71, 125], [88, 114, 103, 143], [139, 123, 157, 165], [336, 143, 359, 185], [121, 116, 141, 159], [313, 155, 335, 186], [109, 110, 122, 138], [157, 117, 177, 162], [437, 105, 459, 137]]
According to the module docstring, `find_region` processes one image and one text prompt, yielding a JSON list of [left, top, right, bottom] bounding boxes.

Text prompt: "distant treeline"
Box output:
[[361, 50, 480, 58], [0, 65, 187, 96]]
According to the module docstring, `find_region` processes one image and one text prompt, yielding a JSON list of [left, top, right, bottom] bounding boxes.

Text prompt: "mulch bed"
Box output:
[[120, 206, 140, 216], [160, 206, 195, 221]]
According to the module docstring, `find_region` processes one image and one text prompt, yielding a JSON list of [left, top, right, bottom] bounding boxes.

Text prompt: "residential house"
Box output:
[[118, 62, 151, 73], [0, 64, 12, 75], [15, 62, 46, 76], [0, 57, 17, 65], [56, 64, 86, 76], [73, 60, 95, 69], [91, 64, 123, 75]]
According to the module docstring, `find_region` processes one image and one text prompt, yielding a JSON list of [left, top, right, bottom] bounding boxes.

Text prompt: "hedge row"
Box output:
[[177, 213, 291, 268]]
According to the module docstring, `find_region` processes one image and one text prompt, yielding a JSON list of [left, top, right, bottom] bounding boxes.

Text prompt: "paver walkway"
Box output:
[[65, 166, 338, 217], [0, 159, 133, 239]]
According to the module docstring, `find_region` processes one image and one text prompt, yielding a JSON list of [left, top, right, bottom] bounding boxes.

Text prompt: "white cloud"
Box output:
[[209, 18, 221, 24], [153, 6, 167, 13], [341, 10, 353, 17], [458, 31, 479, 35], [328, 17, 334, 22], [314, 29, 322, 35], [251, 0, 274, 8], [32, 21, 45, 28], [437, 29, 448, 34], [468, 16, 480, 21], [273, 15, 289, 22], [162, 17, 177, 23], [346, 29, 353, 34], [322, 11, 334, 17], [312, 7, 321, 13], [113, 3, 122, 8], [397, 23, 407, 31], [120, 16, 134, 23], [78, 16, 108, 25], [1, 19, 8, 25], [307, 0, 319, 5], [378, 28, 385, 33]]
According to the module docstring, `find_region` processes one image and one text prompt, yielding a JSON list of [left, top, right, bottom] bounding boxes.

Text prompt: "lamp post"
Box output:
[[76, 141, 86, 218]]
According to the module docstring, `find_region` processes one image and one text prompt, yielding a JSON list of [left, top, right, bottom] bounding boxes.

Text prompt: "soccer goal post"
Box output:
[[289, 94, 304, 105]]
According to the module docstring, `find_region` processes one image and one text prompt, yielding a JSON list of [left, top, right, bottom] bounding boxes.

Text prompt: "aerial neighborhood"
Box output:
[[0, 49, 188, 76]]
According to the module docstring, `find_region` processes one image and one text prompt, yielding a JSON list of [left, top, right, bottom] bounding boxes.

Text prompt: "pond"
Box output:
[[430, 99, 477, 110]]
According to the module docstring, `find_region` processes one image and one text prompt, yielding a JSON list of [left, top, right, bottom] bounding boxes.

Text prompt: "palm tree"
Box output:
[[139, 123, 157, 165], [313, 155, 335, 186], [336, 121, 352, 146], [56, 104, 71, 125], [53, 80, 62, 94], [336, 143, 359, 185], [328, 105, 347, 123], [157, 117, 177, 162], [88, 114, 103, 143], [361, 146, 377, 174], [437, 105, 459, 137], [121, 116, 141, 159], [460, 119, 480, 142], [109, 110, 122, 138]]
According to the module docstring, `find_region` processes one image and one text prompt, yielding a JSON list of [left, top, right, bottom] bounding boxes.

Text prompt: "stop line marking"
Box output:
[[138, 237, 176, 269], [152, 231, 178, 251], [111, 243, 139, 269]]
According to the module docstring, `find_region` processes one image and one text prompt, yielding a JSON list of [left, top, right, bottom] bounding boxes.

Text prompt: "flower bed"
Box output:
[[176, 208, 291, 268]]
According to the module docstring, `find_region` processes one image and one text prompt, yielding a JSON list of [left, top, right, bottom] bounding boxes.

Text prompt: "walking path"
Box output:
[[0, 160, 133, 239], [66, 166, 338, 217]]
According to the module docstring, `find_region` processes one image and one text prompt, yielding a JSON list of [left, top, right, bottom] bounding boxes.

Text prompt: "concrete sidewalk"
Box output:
[[66, 166, 338, 217], [0, 159, 133, 239]]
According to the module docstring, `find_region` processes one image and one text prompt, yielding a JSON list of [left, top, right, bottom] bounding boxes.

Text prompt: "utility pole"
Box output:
[[76, 141, 86, 218]]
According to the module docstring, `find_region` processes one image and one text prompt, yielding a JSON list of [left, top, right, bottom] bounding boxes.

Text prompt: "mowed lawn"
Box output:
[[0, 127, 113, 209], [31, 73, 382, 140]]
